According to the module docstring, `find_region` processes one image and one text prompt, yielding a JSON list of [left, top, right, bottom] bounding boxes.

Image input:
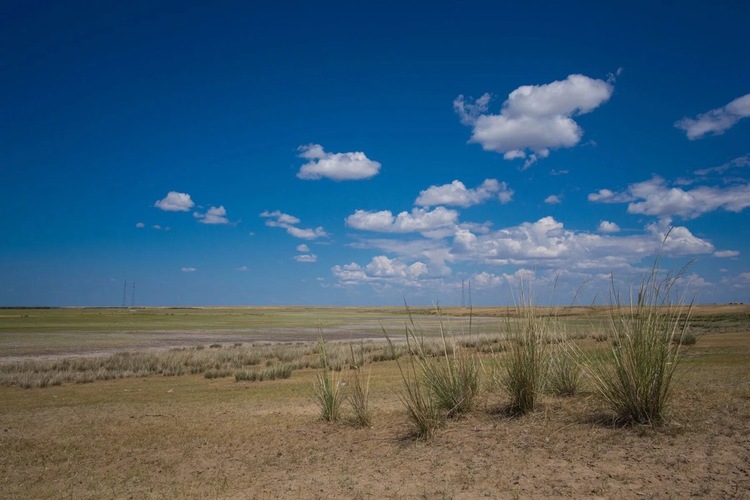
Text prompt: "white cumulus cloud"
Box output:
[[450, 216, 714, 269], [155, 191, 194, 212], [333, 216, 718, 295], [415, 179, 513, 207], [597, 221, 621, 233], [675, 93, 750, 140], [345, 207, 459, 235], [260, 210, 300, 227], [455, 74, 613, 168], [544, 195, 561, 205], [194, 205, 229, 225], [645, 218, 715, 256], [297, 144, 381, 180], [331, 256, 430, 287], [590, 176, 750, 219]]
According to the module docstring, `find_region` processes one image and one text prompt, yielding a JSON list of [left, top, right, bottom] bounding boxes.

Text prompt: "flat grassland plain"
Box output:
[[1, 306, 748, 498]]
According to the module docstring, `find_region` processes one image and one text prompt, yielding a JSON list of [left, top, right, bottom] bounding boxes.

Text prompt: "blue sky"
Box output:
[[2, 0, 749, 306]]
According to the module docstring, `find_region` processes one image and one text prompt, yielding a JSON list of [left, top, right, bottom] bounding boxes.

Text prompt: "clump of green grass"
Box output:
[[546, 344, 581, 397], [585, 255, 694, 425], [347, 342, 372, 427], [457, 333, 504, 354], [395, 342, 443, 438], [500, 291, 550, 414], [371, 341, 406, 362], [204, 368, 233, 379], [393, 306, 481, 437], [415, 333, 479, 418], [234, 364, 293, 382], [312, 340, 345, 422]]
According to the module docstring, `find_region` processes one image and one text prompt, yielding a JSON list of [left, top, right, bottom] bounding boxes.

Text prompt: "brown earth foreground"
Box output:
[[1, 309, 749, 498]]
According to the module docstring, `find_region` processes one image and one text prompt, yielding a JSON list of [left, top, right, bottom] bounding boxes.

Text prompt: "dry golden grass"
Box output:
[[1, 306, 749, 498]]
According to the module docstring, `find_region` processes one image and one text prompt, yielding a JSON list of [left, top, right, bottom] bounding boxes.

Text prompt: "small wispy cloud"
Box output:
[[694, 154, 750, 176], [544, 194, 561, 205], [713, 250, 739, 258], [675, 93, 750, 140], [294, 254, 317, 263], [260, 210, 329, 240], [135, 222, 145, 228], [236, 265, 250, 272], [181, 267, 197, 273], [587, 188, 634, 203]]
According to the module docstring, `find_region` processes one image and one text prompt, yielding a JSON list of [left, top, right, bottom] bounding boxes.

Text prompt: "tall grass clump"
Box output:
[[393, 305, 481, 437], [392, 332, 442, 438], [547, 345, 581, 397], [586, 255, 694, 425], [347, 342, 372, 427], [501, 290, 550, 414], [312, 340, 345, 422]]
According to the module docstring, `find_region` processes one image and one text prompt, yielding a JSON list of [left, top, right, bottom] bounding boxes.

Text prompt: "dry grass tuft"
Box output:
[[500, 296, 550, 415], [312, 340, 345, 422], [583, 254, 694, 425]]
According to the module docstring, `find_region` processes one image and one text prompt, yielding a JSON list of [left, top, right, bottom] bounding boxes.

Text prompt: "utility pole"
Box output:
[[461, 280, 465, 307], [122, 281, 127, 308], [131, 282, 136, 308]]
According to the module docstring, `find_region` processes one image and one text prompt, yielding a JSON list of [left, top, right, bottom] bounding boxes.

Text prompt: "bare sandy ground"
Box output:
[[1, 331, 748, 498], [1, 306, 748, 498]]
